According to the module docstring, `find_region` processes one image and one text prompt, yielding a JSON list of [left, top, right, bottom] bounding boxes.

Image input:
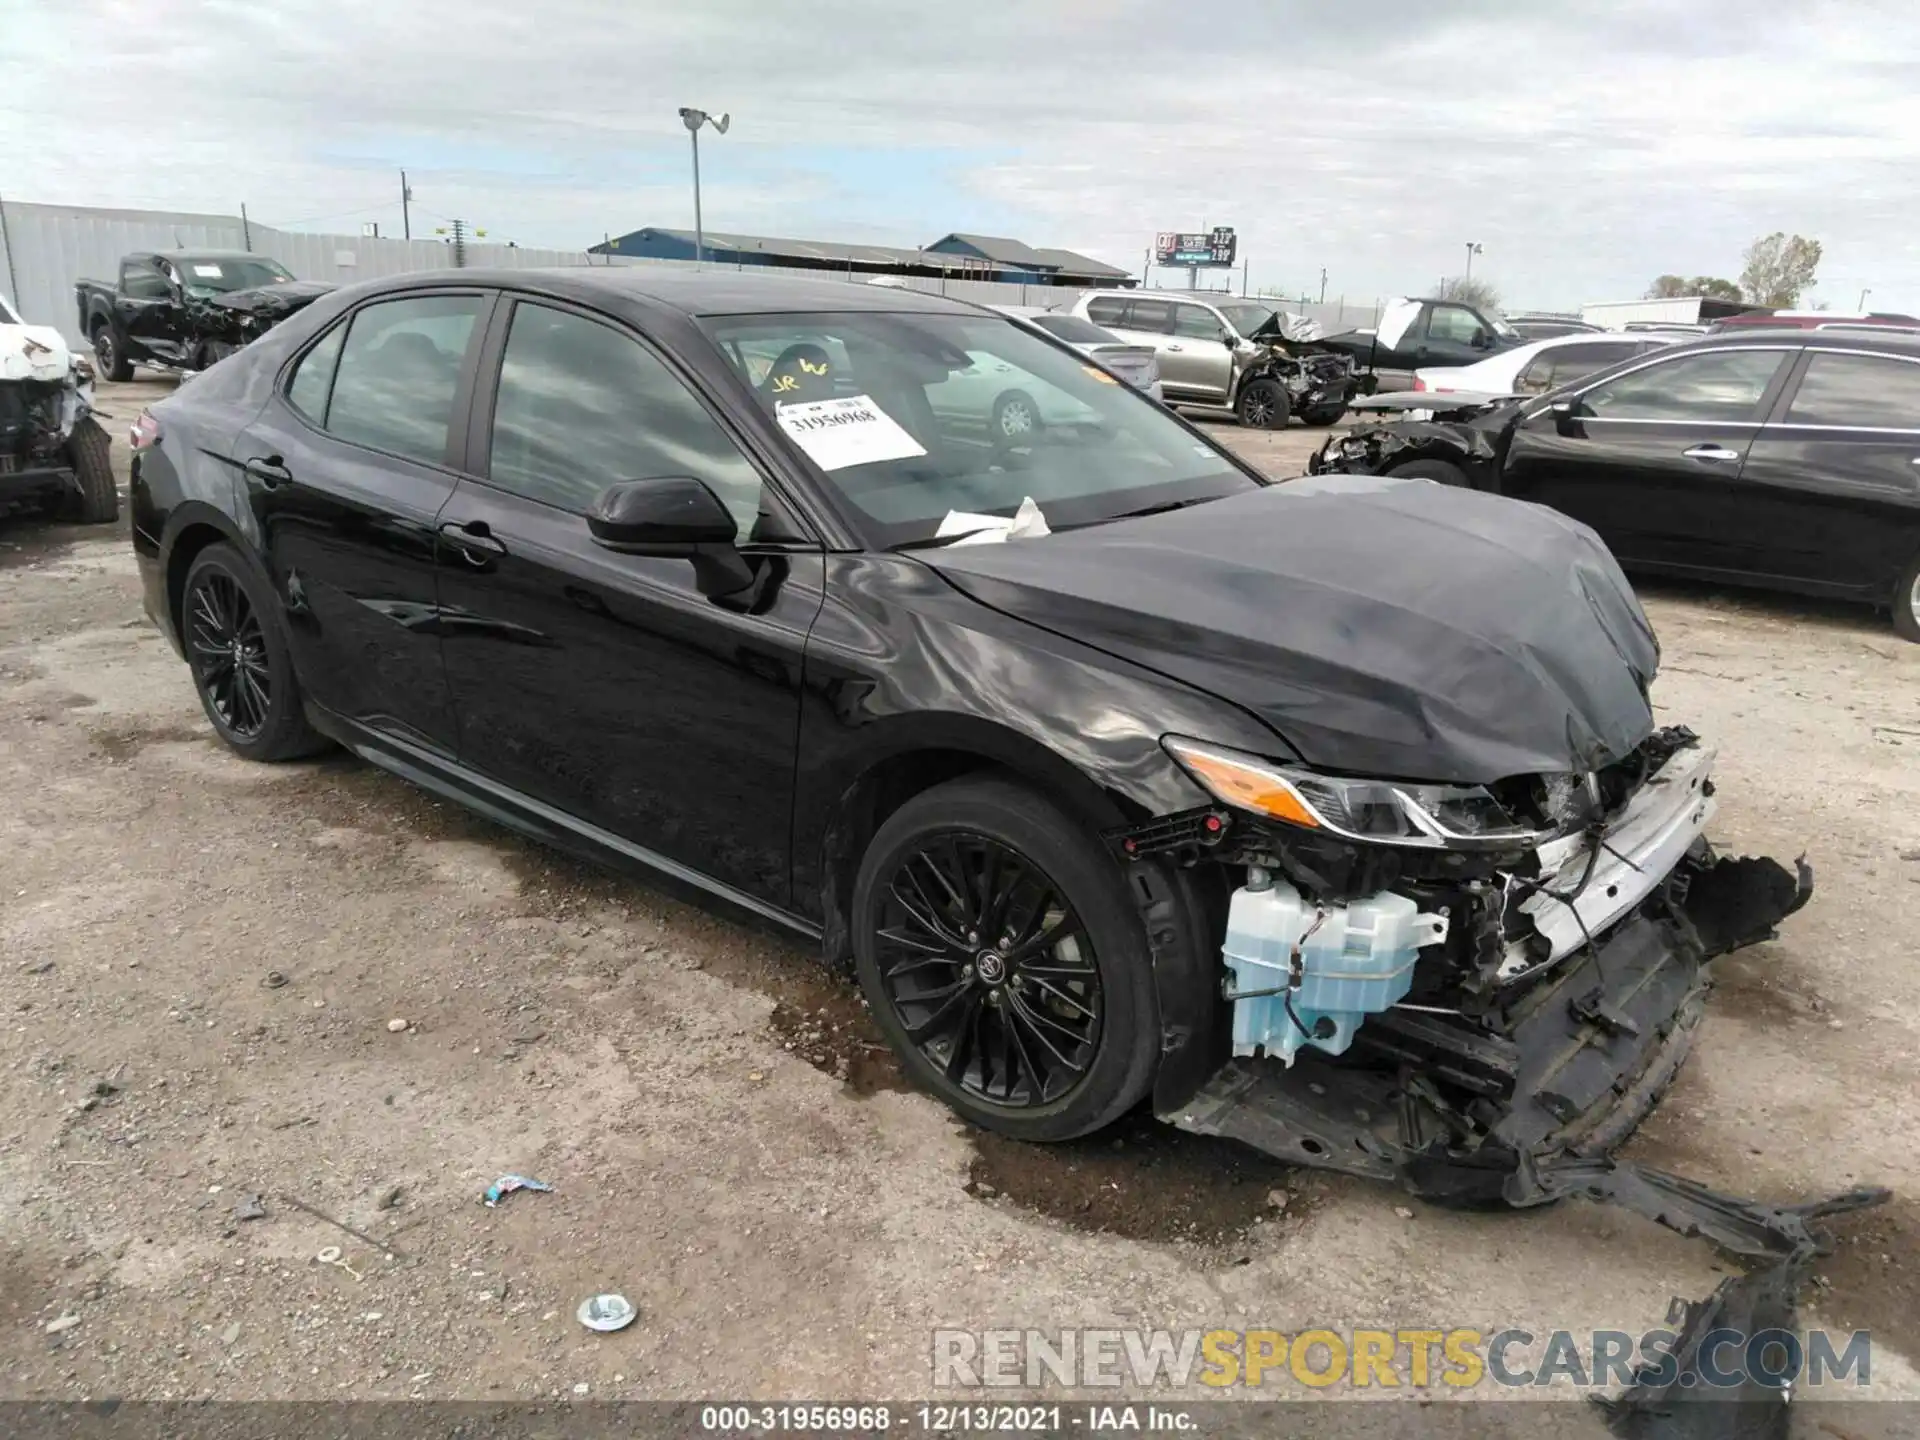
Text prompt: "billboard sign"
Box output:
[[1155, 227, 1236, 267]]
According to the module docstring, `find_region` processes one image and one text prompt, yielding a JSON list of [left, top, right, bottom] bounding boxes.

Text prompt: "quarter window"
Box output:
[[285, 324, 346, 421], [487, 302, 765, 532], [1783, 352, 1920, 429], [323, 295, 482, 465], [1579, 349, 1787, 423], [1085, 297, 1128, 327]]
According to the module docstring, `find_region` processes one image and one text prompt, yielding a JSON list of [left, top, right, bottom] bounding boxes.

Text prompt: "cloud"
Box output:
[[6, 0, 1918, 308]]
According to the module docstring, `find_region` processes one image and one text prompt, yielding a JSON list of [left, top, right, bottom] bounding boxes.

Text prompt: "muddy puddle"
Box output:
[[266, 752, 1303, 1250]]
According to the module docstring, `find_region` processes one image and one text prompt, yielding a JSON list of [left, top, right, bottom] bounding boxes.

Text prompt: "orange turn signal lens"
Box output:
[[1163, 738, 1322, 829]]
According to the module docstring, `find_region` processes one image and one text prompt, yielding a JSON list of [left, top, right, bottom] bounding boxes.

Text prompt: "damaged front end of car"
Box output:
[[0, 328, 97, 516], [1111, 722, 1882, 1265], [1245, 340, 1359, 420], [186, 280, 335, 365]]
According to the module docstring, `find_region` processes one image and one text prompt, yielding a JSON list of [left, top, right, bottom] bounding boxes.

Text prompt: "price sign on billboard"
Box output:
[[1154, 227, 1236, 267]]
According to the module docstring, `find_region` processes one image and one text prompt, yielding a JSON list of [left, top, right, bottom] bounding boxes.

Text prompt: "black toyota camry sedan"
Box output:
[[127, 268, 1813, 1227]]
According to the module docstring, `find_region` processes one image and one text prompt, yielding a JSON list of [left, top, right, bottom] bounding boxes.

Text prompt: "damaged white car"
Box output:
[[0, 295, 116, 524]]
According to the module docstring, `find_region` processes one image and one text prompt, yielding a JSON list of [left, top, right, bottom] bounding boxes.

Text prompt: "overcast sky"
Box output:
[[8, 0, 1918, 310]]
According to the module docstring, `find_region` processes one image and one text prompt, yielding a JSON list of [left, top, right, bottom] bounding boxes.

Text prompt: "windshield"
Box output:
[[1216, 302, 1279, 336], [1027, 313, 1117, 345], [704, 310, 1259, 547], [173, 256, 298, 297]]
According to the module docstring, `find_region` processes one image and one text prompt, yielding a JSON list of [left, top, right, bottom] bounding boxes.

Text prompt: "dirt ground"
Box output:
[[2, 380, 1917, 1421]]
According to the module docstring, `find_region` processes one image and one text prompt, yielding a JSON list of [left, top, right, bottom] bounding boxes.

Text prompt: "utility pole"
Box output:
[[678, 108, 730, 267], [1318, 268, 1327, 304], [450, 218, 466, 267], [1465, 241, 1482, 279], [401, 171, 412, 240], [240, 203, 251, 250], [1858, 287, 1871, 310]]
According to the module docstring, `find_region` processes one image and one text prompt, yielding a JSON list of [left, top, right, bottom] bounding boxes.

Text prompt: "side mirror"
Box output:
[[588, 476, 754, 598], [1471, 329, 1493, 350], [1548, 397, 1584, 427]]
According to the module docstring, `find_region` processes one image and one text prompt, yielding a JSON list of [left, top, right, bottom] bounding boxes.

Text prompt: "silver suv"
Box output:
[[1067, 291, 1353, 427]]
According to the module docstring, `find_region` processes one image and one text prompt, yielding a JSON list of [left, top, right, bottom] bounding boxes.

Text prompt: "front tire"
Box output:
[[181, 543, 328, 761], [1387, 458, 1470, 487], [852, 776, 1159, 1142], [60, 417, 118, 524], [1235, 377, 1290, 429], [1894, 550, 1920, 643], [92, 325, 134, 383]]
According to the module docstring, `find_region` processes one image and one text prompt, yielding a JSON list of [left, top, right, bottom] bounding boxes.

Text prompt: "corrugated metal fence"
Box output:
[[0, 198, 1382, 348]]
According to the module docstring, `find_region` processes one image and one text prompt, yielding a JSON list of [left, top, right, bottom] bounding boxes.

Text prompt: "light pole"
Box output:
[[1465, 242, 1482, 279], [677, 106, 730, 266], [1859, 287, 1871, 311]]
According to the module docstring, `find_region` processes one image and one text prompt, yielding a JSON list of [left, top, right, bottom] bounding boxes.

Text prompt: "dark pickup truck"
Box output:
[[1317, 296, 1526, 393], [75, 251, 333, 380]]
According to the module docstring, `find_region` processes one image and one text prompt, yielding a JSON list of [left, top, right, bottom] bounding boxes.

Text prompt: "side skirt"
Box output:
[[305, 704, 821, 944]]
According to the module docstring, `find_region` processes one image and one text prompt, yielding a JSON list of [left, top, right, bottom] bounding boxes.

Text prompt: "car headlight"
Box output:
[[1163, 737, 1556, 850]]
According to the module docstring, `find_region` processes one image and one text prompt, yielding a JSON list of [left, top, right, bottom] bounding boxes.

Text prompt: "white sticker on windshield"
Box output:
[[775, 394, 926, 471], [191, 264, 224, 278]]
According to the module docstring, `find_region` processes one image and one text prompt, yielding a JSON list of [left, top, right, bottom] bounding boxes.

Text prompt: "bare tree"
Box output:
[[1436, 274, 1500, 311], [1740, 233, 1822, 307]]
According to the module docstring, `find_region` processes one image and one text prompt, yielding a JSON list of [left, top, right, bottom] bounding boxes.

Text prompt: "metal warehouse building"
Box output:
[[589, 227, 1134, 287]]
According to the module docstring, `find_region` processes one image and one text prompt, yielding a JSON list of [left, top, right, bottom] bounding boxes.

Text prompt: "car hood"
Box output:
[[919, 475, 1660, 784], [204, 281, 336, 318]]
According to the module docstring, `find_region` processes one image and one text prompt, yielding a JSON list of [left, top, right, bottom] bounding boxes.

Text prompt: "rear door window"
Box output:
[[321, 295, 484, 465], [1085, 296, 1129, 327], [285, 324, 346, 422], [1782, 352, 1920, 429], [1126, 300, 1175, 335]]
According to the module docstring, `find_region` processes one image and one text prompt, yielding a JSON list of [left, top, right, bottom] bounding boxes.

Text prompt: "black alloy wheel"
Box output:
[[873, 833, 1102, 1108], [852, 776, 1159, 1142], [1235, 377, 1289, 429], [187, 568, 273, 740], [180, 543, 328, 761]]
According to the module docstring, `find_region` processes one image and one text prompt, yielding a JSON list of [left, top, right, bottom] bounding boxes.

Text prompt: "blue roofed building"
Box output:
[[590, 226, 1132, 287]]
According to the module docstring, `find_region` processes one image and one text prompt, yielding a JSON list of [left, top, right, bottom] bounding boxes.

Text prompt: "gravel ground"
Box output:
[[1, 380, 1916, 1419]]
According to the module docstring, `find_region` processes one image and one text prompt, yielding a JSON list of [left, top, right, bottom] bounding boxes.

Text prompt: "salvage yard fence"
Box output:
[[0, 198, 1382, 349]]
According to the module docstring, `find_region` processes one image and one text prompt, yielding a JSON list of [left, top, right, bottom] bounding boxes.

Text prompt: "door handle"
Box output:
[[438, 518, 507, 565], [1682, 444, 1741, 463], [243, 456, 292, 488]]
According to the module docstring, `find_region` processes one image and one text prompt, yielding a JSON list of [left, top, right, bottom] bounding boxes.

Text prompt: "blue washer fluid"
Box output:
[[1222, 873, 1450, 1066]]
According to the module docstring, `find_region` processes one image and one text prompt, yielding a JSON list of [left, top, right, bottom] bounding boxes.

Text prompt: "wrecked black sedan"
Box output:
[[130, 270, 1845, 1255], [1311, 331, 1920, 642]]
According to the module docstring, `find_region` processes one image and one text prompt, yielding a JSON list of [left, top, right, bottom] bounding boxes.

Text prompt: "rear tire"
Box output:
[[92, 324, 134, 383], [1235, 377, 1290, 429], [1894, 550, 1920, 643], [1387, 458, 1470, 487], [181, 543, 329, 762], [852, 776, 1160, 1143], [60, 417, 118, 525]]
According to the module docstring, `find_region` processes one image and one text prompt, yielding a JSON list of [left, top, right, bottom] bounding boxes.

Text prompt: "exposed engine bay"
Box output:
[[1111, 725, 1884, 1278], [0, 307, 108, 520]]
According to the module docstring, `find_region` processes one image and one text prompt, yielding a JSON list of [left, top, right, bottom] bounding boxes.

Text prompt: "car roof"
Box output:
[[1671, 328, 1920, 356], [358, 265, 976, 319], [148, 249, 276, 261]]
